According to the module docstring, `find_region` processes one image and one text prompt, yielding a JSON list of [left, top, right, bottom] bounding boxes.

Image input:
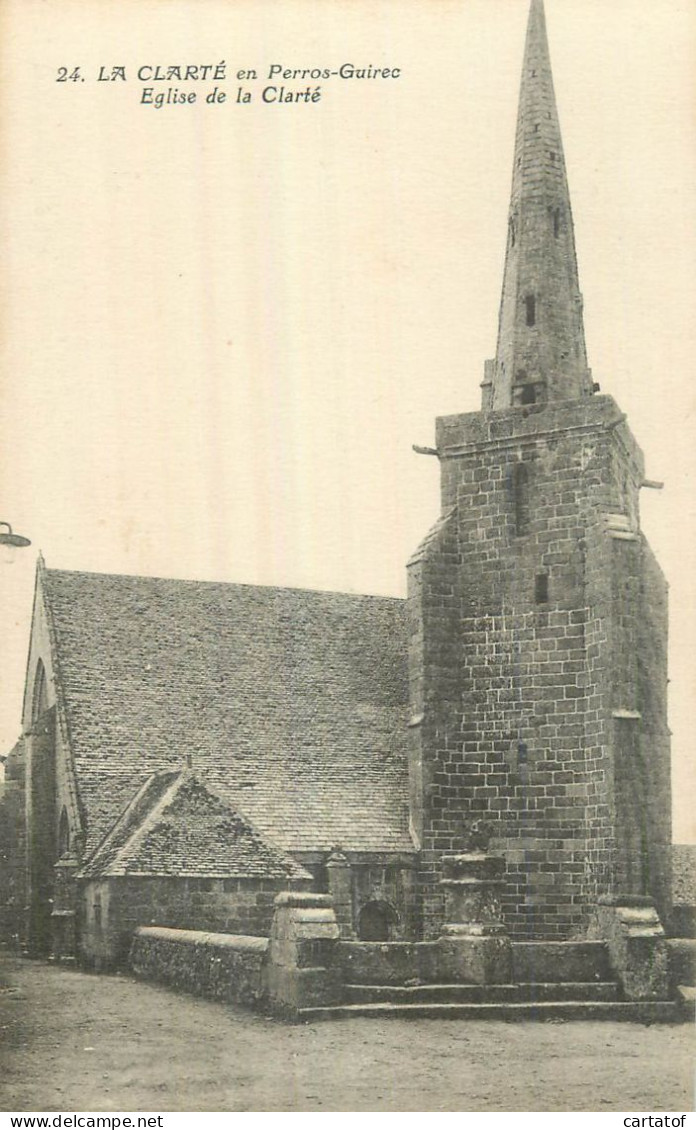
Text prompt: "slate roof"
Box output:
[[81, 770, 311, 881], [42, 567, 412, 858]]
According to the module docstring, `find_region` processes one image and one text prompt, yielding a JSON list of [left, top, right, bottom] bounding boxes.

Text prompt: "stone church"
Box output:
[[0, 0, 675, 974]]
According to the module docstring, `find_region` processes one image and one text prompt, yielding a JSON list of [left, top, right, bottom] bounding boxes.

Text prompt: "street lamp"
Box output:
[[0, 522, 31, 564]]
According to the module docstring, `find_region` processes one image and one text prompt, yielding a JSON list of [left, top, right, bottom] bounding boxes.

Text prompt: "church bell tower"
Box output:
[[408, 0, 671, 940]]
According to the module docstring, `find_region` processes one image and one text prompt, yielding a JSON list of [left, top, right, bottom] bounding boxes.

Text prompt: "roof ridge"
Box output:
[[43, 566, 405, 604]]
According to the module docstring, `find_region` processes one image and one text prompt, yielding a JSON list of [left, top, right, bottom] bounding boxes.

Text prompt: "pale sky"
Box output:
[[1, 0, 695, 839]]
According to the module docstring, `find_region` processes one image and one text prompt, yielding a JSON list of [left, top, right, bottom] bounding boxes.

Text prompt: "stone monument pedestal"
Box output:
[[438, 851, 512, 984], [266, 892, 343, 1014]]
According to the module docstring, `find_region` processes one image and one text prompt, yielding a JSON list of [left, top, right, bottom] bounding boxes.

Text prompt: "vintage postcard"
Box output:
[[0, 0, 694, 1115]]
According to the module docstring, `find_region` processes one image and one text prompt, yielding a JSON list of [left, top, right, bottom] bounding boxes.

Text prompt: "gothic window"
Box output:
[[525, 294, 536, 326], [513, 463, 531, 536]]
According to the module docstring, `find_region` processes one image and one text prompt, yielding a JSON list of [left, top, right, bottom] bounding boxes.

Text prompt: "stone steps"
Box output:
[[344, 981, 620, 1005], [299, 999, 682, 1024]]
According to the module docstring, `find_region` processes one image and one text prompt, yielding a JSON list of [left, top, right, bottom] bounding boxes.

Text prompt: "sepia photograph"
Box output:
[[0, 0, 694, 1115]]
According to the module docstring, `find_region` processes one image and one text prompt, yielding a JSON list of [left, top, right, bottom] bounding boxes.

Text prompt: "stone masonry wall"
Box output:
[[636, 540, 671, 919], [408, 395, 671, 939], [79, 874, 307, 968], [26, 709, 58, 954], [21, 575, 84, 954], [0, 742, 27, 948], [350, 858, 419, 940], [130, 926, 268, 1008], [407, 512, 462, 935]]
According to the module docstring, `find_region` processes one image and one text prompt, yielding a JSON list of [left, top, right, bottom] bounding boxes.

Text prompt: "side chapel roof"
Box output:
[[80, 770, 312, 881]]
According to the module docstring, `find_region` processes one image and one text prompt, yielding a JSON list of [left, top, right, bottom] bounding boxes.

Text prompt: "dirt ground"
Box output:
[[0, 953, 693, 1113]]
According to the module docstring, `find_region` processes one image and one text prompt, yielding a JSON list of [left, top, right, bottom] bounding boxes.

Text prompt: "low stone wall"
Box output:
[[130, 926, 268, 1008], [81, 874, 290, 969], [337, 941, 440, 985], [511, 941, 612, 984], [337, 937, 511, 987]]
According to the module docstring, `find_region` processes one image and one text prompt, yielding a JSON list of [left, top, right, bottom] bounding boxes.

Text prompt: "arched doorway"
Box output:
[[357, 900, 397, 942]]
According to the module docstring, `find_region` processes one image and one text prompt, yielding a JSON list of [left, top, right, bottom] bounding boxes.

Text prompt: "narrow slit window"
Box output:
[[535, 574, 549, 604], [525, 294, 536, 326], [513, 463, 530, 536], [553, 208, 561, 238], [549, 151, 556, 163], [509, 218, 516, 247]]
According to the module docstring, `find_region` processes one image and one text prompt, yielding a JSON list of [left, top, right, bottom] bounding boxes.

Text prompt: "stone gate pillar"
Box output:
[[266, 892, 343, 1015], [326, 850, 353, 938], [589, 896, 670, 1001]]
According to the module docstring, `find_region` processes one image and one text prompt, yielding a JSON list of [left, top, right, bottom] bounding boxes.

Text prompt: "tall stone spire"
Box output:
[[483, 0, 593, 410]]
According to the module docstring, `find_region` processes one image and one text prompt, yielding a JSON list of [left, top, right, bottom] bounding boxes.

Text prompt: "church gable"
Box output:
[[81, 770, 311, 882]]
